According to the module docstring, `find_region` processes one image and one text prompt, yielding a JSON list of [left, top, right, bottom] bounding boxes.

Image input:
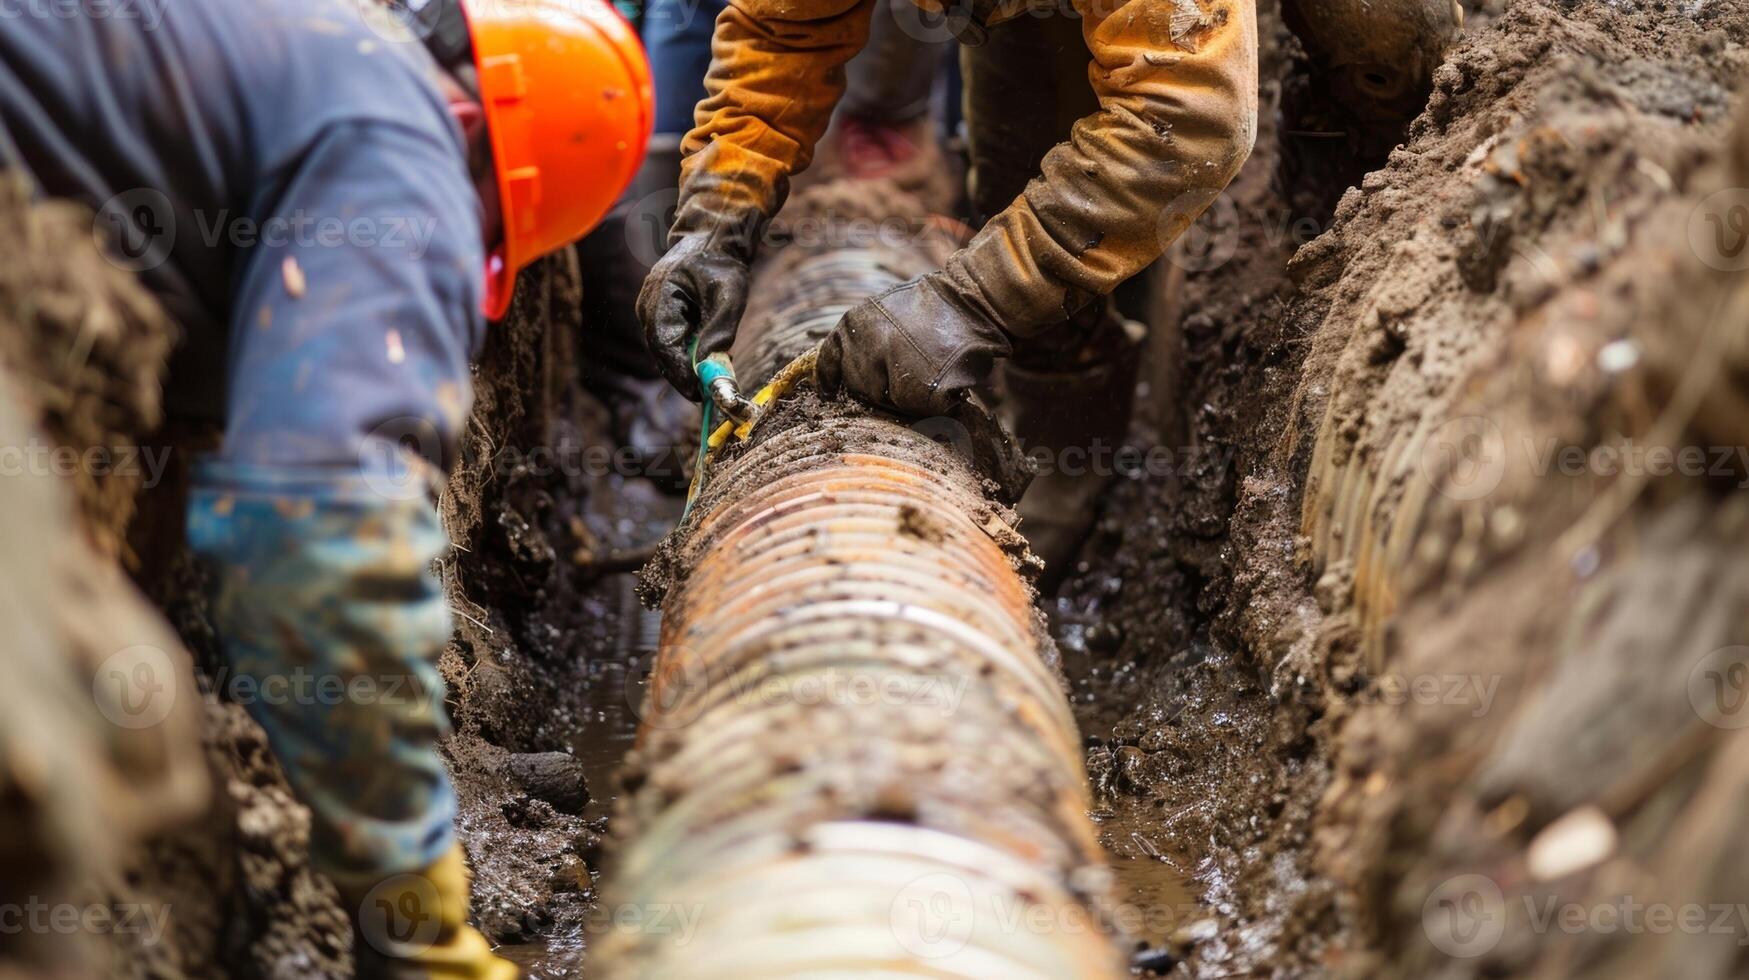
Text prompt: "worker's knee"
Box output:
[[1282, 0, 1462, 122], [186, 460, 457, 877]]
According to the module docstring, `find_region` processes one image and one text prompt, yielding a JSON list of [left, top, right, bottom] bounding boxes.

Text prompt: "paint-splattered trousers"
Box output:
[[187, 461, 458, 889]]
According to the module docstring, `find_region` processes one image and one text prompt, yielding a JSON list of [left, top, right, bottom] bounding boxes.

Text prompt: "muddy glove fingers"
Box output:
[[815, 273, 1012, 419], [637, 236, 753, 400]]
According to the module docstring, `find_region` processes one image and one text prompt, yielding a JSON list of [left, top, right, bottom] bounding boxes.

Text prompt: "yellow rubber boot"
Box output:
[[342, 845, 519, 980]]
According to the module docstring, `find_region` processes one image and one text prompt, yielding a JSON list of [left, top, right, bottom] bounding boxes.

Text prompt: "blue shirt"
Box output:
[[0, 0, 484, 466]]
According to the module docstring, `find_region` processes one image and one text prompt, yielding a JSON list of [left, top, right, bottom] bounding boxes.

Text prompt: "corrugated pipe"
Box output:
[[595, 183, 1125, 978]]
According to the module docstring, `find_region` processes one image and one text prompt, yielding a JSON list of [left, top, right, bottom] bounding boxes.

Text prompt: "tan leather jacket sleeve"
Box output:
[[950, 0, 1258, 336], [674, 0, 876, 230]]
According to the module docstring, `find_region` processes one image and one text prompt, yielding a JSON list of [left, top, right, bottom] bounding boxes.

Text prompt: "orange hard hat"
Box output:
[[458, 0, 654, 319]]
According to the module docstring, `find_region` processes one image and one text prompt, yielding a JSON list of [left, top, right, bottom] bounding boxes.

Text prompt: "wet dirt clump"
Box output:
[[14, 1, 1749, 977], [0, 176, 177, 560]]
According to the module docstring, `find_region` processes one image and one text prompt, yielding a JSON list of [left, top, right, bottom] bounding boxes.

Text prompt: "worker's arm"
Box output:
[[680, 0, 875, 219], [818, 0, 1259, 417], [189, 112, 481, 885], [639, 0, 877, 399], [218, 117, 483, 475]]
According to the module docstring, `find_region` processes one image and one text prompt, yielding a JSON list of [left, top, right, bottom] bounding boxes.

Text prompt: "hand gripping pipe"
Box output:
[[595, 183, 1126, 978]]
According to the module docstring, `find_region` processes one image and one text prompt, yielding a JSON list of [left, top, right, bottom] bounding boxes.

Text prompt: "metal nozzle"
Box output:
[[706, 373, 757, 425]]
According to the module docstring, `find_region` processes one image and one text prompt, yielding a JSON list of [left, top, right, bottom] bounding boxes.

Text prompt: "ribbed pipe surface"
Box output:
[[597, 191, 1123, 978]]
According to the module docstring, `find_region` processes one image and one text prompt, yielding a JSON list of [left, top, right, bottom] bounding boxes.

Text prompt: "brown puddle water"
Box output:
[[1076, 659, 1208, 971], [495, 571, 657, 978]]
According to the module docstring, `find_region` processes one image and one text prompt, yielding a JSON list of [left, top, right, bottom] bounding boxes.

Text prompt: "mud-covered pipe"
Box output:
[[596, 185, 1124, 977]]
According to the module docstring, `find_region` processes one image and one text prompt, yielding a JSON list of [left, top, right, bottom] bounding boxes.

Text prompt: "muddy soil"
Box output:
[[0, 178, 209, 979]]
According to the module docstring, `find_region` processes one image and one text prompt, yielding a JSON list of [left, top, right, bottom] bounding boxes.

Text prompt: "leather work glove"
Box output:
[[668, 0, 1259, 411], [639, 0, 877, 399], [815, 268, 1011, 419], [635, 195, 764, 400]]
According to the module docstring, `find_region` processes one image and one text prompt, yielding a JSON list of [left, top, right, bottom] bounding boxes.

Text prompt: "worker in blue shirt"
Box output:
[[0, 0, 651, 974]]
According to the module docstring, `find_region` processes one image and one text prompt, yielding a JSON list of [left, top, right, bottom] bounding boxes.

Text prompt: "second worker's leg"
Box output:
[[963, 18, 1146, 582], [199, 230, 515, 977], [1281, 0, 1462, 124]]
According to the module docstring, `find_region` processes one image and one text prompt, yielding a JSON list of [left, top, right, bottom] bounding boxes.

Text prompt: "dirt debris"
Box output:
[[897, 502, 950, 542]]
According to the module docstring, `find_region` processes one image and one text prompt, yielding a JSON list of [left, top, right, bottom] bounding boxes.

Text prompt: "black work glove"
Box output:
[[814, 271, 1013, 419], [636, 201, 766, 401]]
